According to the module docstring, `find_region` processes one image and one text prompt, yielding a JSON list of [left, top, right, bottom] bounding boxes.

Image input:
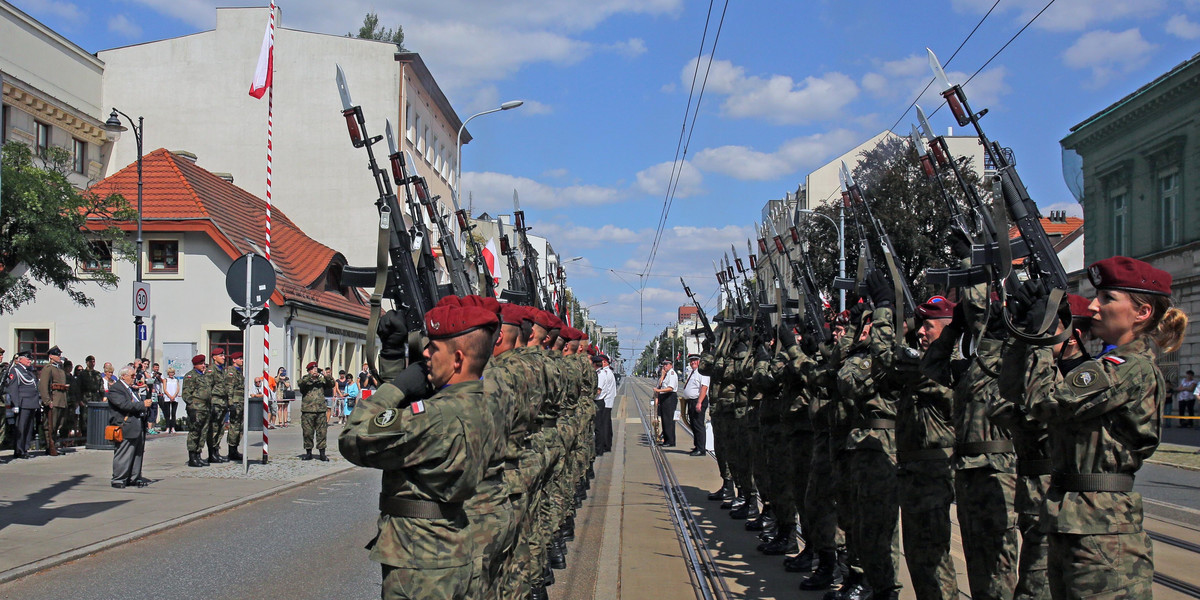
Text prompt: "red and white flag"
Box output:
[[482, 237, 499, 288], [248, 4, 274, 99]]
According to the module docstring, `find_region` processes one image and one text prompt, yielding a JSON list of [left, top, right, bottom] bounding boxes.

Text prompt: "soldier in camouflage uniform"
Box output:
[[182, 354, 211, 468], [298, 361, 333, 461], [1004, 257, 1186, 599], [340, 297, 502, 600], [727, 330, 760, 519], [699, 322, 736, 502], [205, 348, 231, 463], [762, 324, 814, 561], [225, 352, 245, 461], [799, 328, 848, 589]]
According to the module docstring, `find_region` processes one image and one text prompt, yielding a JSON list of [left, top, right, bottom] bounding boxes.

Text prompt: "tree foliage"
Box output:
[[795, 136, 985, 305], [0, 142, 134, 313], [349, 12, 406, 50]]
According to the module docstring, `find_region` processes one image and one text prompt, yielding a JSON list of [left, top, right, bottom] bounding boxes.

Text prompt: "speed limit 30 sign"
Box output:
[[133, 282, 151, 317]]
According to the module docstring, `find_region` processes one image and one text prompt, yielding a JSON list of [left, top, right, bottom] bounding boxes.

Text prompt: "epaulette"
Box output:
[[1102, 356, 1127, 366]]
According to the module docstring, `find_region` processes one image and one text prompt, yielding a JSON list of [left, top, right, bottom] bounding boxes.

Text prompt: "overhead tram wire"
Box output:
[[887, 0, 1002, 133], [641, 0, 732, 283]]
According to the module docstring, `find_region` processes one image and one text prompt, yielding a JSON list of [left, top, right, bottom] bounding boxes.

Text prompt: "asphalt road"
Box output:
[[0, 468, 382, 600]]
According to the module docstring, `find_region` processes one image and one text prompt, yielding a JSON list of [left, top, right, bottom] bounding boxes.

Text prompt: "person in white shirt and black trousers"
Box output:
[[653, 360, 680, 447], [680, 353, 710, 456], [593, 354, 617, 454]]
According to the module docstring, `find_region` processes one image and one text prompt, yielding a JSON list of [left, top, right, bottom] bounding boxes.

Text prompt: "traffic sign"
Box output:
[[133, 282, 151, 317], [231, 307, 270, 328], [225, 254, 277, 308], [137, 324, 147, 340]]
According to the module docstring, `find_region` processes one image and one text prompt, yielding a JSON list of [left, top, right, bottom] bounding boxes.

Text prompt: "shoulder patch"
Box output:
[[862, 358, 871, 370], [1068, 362, 1111, 397], [373, 408, 399, 428], [1103, 356, 1127, 366], [410, 400, 425, 416]]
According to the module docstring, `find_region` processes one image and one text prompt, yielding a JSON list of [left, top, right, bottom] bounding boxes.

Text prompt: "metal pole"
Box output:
[[243, 253, 253, 473], [838, 206, 845, 311], [134, 117, 144, 359]]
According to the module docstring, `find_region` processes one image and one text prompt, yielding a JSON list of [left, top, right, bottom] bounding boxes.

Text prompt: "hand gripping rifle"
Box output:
[[334, 65, 434, 370], [388, 142, 472, 297], [839, 161, 917, 323], [680, 277, 716, 344], [927, 48, 1070, 346]]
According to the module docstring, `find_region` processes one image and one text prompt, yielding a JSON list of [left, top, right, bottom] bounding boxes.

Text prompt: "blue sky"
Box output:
[[18, 0, 1200, 356]]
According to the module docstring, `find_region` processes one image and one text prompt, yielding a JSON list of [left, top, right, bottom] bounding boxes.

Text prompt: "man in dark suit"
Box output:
[[108, 364, 152, 489], [6, 351, 40, 459]]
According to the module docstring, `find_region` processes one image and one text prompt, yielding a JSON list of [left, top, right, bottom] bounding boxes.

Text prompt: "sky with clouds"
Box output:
[[18, 0, 1200, 358]]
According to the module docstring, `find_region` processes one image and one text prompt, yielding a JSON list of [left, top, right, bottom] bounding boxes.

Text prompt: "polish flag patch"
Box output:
[[410, 400, 426, 415], [1103, 356, 1127, 366]]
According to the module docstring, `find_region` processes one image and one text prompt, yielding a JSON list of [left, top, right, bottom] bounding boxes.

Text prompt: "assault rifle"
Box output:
[[770, 218, 827, 345], [713, 259, 744, 320], [927, 47, 1070, 345], [496, 218, 531, 305], [512, 191, 550, 310], [389, 141, 471, 297], [839, 161, 916, 321], [448, 192, 496, 296], [833, 172, 875, 297], [680, 277, 715, 343], [334, 65, 435, 368]]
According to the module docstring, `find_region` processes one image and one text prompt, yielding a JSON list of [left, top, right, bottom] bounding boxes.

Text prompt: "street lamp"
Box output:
[[454, 100, 523, 209], [105, 108, 144, 359], [797, 208, 846, 311]]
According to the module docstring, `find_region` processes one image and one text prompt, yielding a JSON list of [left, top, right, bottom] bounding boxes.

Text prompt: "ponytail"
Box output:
[[1154, 307, 1188, 354]]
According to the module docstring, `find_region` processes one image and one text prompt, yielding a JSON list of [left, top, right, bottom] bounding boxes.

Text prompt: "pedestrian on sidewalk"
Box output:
[[342, 376, 359, 425], [681, 353, 710, 456], [37, 346, 67, 456], [1178, 370, 1197, 429], [594, 354, 616, 454], [161, 367, 180, 433], [653, 360, 679, 447], [109, 364, 152, 488], [6, 350, 39, 459]]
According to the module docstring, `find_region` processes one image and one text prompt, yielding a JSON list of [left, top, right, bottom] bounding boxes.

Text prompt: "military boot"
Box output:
[[208, 448, 228, 463], [187, 451, 208, 468], [542, 562, 555, 586], [302, 449, 313, 461], [759, 524, 799, 555], [784, 545, 815, 572], [708, 478, 735, 501], [318, 449, 329, 462], [562, 515, 576, 542], [799, 549, 843, 590], [835, 570, 870, 600], [529, 584, 549, 600], [746, 504, 773, 531], [548, 537, 566, 570], [227, 445, 243, 461], [730, 496, 758, 520]]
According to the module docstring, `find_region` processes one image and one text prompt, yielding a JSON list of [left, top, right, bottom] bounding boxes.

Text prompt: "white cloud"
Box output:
[[1063, 28, 1157, 87], [951, 0, 1164, 32], [692, 129, 861, 181], [542, 168, 569, 179], [606, 38, 647, 58], [463, 171, 624, 211], [634, 161, 704, 198], [532, 222, 642, 248], [1166, 14, 1200, 39], [107, 14, 142, 38], [20, 0, 86, 23], [862, 51, 1010, 110], [683, 56, 859, 124]]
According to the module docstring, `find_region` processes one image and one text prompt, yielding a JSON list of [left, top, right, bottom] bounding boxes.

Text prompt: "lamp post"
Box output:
[[797, 208, 846, 311], [454, 100, 523, 210], [105, 109, 144, 359]]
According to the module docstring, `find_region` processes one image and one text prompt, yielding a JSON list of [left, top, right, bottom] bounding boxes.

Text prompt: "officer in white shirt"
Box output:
[[653, 360, 680, 447], [680, 354, 710, 456], [594, 354, 617, 454]]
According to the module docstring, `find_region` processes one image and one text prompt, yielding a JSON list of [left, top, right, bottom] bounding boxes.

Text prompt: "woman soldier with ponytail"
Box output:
[[1003, 256, 1187, 599]]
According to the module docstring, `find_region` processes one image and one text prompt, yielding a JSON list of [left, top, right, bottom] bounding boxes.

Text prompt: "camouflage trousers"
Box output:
[[710, 406, 735, 481], [897, 459, 958, 600], [515, 431, 559, 593], [755, 418, 783, 508], [849, 448, 900, 595], [1015, 473, 1052, 600], [832, 440, 858, 569], [382, 563, 472, 600], [1047, 531, 1153, 600], [186, 403, 211, 453], [956, 466, 1020, 600], [805, 431, 842, 553], [499, 457, 543, 600], [533, 430, 567, 581], [301, 411, 327, 450], [776, 426, 813, 530], [207, 402, 230, 450], [465, 497, 518, 600], [226, 399, 244, 448], [727, 407, 757, 499]]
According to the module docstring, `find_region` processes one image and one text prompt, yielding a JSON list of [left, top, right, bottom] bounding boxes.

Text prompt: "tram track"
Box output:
[[629, 379, 730, 600]]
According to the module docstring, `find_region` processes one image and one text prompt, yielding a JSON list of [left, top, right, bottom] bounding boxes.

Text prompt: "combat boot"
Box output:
[[837, 571, 871, 600], [745, 504, 773, 531], [318, 449, 329, 462], [708, 478, 734, 501], [187, 452, 208, 468], [208, 449, 228, 463], [548, 537, 566, 570], [302, 449, 313, 461], [800, 549, 843, 590], [562, 516, 576, 542], [760, 524, 799, 555], [542, 562, 555, 586], [529, 584, 549, 600], [557, 532, 569, 556], [227, 445, 243, 461], [730, 497, 758, 520], [784, 545, 815, 572]]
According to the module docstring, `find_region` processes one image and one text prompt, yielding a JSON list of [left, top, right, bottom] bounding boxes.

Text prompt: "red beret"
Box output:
[[306, 361, 318, 371], [561, 327, 579, 341], [230, 352, 243, 360], [211, 347, 225, 356], [499, 303, 525, 326], [529, 309, 558, 330], [916, 296, 955, 320], [1066, 294, 1093, 319], [1087, 256, 1171, 296], [454, 294, 502, 315], [425, 296, 499, 340], [191, 354, 206, 366], [548, 314, 566, 331]]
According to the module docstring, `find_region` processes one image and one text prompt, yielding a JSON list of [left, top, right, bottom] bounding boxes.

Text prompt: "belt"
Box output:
[[378, 496, 463, 519], [897, 447, 953, 463], [1018, 459, 1053, 477], [955, 440, 1015, 455], [1051, 473, 1134, 493], [856, 419, 896, 429]]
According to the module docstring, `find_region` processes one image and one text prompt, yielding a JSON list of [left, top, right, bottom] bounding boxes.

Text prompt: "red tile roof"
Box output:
[[88, 149, 368, 320], [1007, 216, 1085, 266]]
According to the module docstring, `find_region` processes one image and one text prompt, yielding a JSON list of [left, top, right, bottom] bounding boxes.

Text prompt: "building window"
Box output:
[[415, 115, 423, 153], [72, 138, 87, 174], [35, 121, 50, 158], [16, 328, 50, 367], [1, 105, 8, 143], [148, 240, 179, 273], [209, 330, 243, 360], [422, 125, 429, 156], [81, 240, 113, 274], [1159, 169, 1181, 248], [1110, 185, 1128, 256], [432, 136, 441, 169], [405, 102, 415, 143]]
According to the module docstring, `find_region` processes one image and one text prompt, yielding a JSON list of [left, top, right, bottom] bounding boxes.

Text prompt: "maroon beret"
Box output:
[[457, 294, 501, 315], [916, 295, 955, 320], [425, 298, 499, 340], [529, 309, 558, 330], [230, 351, 243, 360], [499, 303, 525, 326], [1066, 294, 1093, 319], [211, 347, 225, 356], [191, 354, 206, 366], [547, 314, 566, 331], [1087, 256, 1171, 296], [565, 327, 584, 341], [306, 361, 318, 371]]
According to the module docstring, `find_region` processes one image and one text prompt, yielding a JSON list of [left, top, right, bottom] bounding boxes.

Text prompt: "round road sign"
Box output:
[[225, 254, 277, 308]]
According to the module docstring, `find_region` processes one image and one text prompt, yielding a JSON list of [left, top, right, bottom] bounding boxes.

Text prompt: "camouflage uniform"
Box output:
[[751, 350, 785, 517], [340, 379, 495, 600], [206, 363, 231, 453], [226, 365, 245, 450], [522, 346, 567, 592], [699, 345, 735, 487], [727, 339, 758, 504], [839, 311, 901, 598], [182, 367, 212, 453], [1012, 335, 1162, 599], [881, 306, 958, 600], [804, 344, 847, 579], [298, 372, 332, 450]]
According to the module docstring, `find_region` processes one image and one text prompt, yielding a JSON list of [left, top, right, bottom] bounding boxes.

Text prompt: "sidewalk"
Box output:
[[0, 422, 353, 583]]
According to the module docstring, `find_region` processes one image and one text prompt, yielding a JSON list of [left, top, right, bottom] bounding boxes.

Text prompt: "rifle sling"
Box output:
[[993, 197, 1071, 347], [366, 206, 392, 380]]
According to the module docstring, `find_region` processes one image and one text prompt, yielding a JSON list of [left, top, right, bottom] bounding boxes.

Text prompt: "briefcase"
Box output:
[[104, 425, 123, 443]]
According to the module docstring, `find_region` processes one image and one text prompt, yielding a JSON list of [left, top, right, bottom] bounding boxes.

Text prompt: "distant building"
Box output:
[[1008, 211, 1086, 274], [1060, 51, 1200, 377]]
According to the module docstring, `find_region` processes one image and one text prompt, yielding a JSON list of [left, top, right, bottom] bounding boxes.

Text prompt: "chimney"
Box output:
[[173, 151, 198, 163], [213, 172, 235, 184]]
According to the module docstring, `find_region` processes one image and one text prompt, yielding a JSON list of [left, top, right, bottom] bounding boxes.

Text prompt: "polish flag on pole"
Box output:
[[482, 237, 500, 290], [248, 3, 274, 99]]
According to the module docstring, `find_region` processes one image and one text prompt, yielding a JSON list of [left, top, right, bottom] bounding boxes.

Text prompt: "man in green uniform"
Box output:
[[298, 361, 332, 461], [340, 297, 500, 600], [37, 346, 67, 456], [182, 354, 211, 467], [225, 351, 246, 461], [205, 348, 230, 463]]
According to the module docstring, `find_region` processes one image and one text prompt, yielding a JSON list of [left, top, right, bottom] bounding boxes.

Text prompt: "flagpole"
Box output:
[[260, 0, 276, 465]]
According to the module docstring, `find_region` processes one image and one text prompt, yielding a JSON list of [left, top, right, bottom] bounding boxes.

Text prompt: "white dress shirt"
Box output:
[[597, 366, 617, 408], [680, 366, 710, 400]]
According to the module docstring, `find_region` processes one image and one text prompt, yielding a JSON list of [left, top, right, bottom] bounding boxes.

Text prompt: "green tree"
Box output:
[[796, 136, 984, 304], [349, 12, 406, 50], [0, 142, 134, 313]]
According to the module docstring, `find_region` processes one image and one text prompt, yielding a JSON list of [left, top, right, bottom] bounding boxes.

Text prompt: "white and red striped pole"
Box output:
[[260, 0, 276, 464]]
